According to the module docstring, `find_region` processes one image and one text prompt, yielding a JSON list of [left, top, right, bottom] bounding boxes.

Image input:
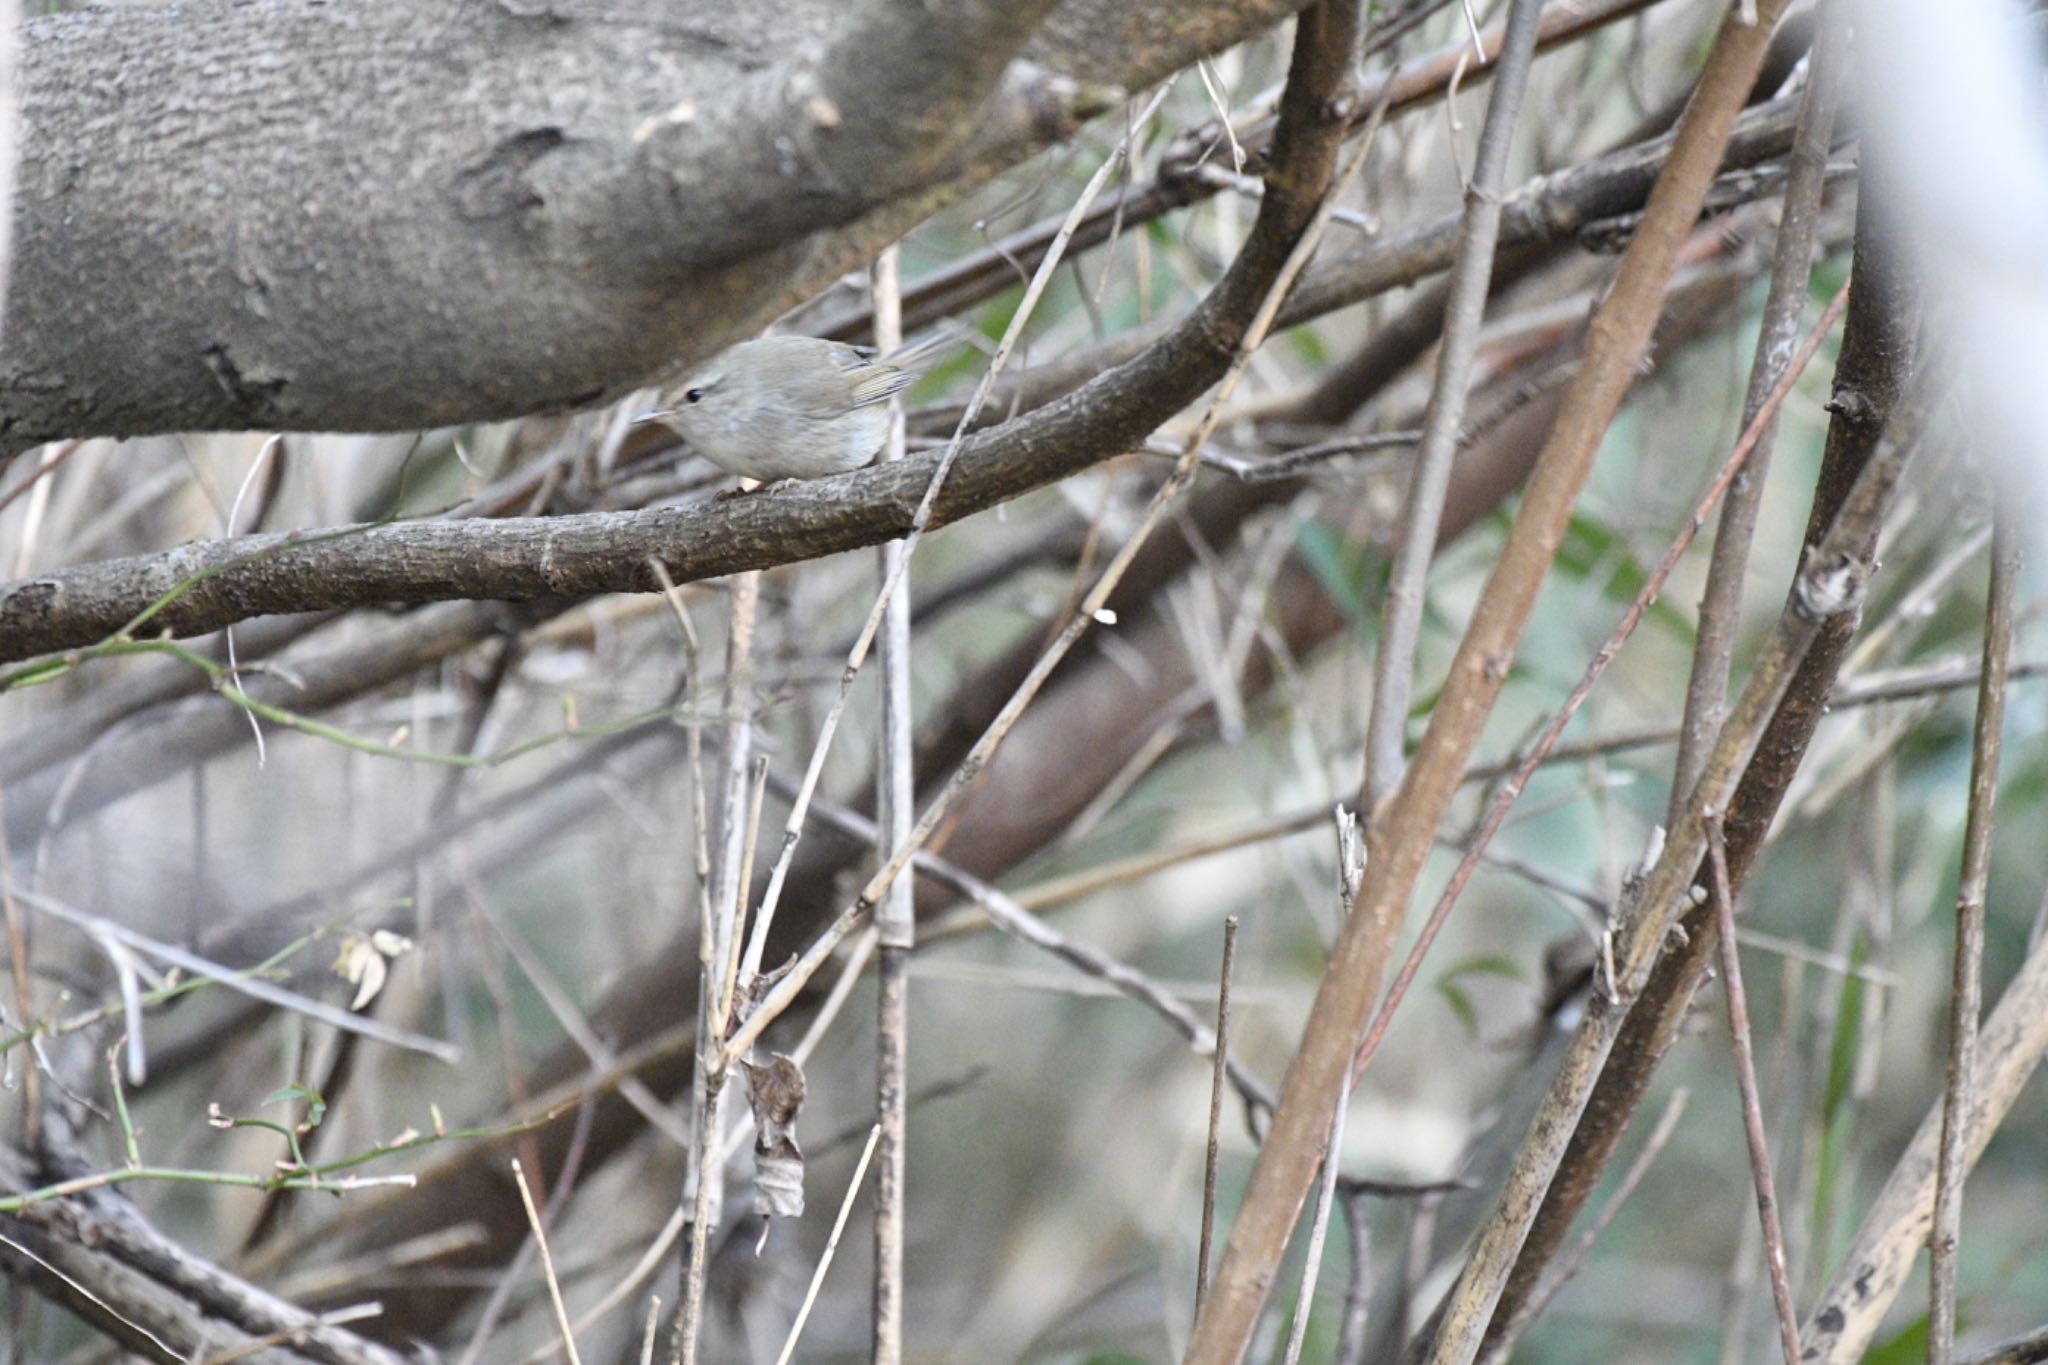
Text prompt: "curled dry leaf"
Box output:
[[333, 929, 416, 1011], [742, 1052, 807, 1220]]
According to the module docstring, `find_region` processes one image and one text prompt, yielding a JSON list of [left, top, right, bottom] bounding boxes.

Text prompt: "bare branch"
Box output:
[[1930, 510, 2020, 1362]]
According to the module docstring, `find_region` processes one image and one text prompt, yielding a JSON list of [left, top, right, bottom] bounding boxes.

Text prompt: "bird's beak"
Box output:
[[632, 409, 668, 425]]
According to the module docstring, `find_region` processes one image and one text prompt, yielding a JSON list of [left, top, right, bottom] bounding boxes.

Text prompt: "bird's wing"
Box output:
[[846, 367, 918, 408]]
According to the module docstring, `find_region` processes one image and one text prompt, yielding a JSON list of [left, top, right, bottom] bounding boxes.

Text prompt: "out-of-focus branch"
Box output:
[[1929, 509, 2019, 1362], [0, 1134, 408, 1364], [1802, 901, 2048, 1361]]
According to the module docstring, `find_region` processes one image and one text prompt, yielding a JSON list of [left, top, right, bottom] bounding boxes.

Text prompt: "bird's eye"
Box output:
[[684, 388, 705, 404]]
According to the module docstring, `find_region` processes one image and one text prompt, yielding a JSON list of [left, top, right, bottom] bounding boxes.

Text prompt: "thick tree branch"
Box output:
[[636, 0, 1071, 269], [0, 0, 1308, 451]]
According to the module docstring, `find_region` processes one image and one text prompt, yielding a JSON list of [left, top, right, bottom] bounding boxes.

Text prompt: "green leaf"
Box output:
[[1436, 979, 1479, 1035], [1285, 324, 1327, 367], [265, 1084, 327, 1127], [1866, 1312, 1928, 1365], [1295, 522, 1372, 627], [1555, 513, 1694, 640], [1809, 253, 1852, 304], [1442, 953, 1524, 983], [1820, 962, 1866, 1121]]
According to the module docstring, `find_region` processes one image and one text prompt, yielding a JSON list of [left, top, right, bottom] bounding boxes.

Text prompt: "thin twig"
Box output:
[[0, 439, 81, 519], [1930, 508, 2019, 1364], [0, 782, 38, 1143], [459, 1099, 598, 1364], [871, 241, 914, 1365], [641, 1297, 662, 1365], [672, 1068, 725, 1365], [674, 570, 759, 1365], [1670, 0, 1848, 819], [0, 1230, 179, 1360], [1191, 429, 1419, 482], [1706, 815, 1801, 1365], [511, 1159, 583, 1365], [707, 571, 759, 1037], [647, 559, 712, 896], [1958, 1321, 2048, 1365], [5, 885, 459, 1063], [1281, 1065, 1352, 1365], [1363, 0, 1545, 809], [715, 757, 770, 1032], [197, 1303, 388, 1364], [773, 1125, 883, 1365], [1196, 915, 1240, 1315]]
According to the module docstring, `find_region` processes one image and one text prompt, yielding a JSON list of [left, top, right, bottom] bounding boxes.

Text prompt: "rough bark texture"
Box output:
[[1, 0, 1310, 453]]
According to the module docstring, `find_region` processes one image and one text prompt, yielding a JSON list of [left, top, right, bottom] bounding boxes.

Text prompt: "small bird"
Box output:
[[639, 334, 943, 484]]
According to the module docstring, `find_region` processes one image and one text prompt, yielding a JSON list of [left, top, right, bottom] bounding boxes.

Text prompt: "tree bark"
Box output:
[[1, 0, 1311, 453]]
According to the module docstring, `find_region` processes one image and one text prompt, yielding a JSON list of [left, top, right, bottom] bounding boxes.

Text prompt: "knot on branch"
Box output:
[[452, 127, 567, 221], [1792, 545, 1869, 620], [1824, 385, 1879, 427]]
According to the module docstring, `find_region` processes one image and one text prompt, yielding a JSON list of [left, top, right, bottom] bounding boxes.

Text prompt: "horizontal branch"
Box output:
[[0, 422, 1030, 661]]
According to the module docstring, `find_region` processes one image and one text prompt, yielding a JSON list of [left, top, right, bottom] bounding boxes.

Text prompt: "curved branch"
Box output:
[[0, 402, 1117, 661], [0, 0, 1306, 451], [635, 0, 1072, 268]]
